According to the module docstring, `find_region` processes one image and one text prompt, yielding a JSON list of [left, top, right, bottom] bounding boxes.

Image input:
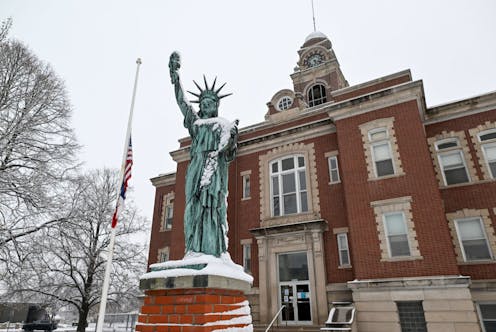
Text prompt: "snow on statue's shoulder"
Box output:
[[141, 252, 253, 283]]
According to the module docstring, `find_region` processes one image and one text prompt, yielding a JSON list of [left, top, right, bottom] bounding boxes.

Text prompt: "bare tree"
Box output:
[[6, 169, 148, 332], [0, 19, 79, 258]]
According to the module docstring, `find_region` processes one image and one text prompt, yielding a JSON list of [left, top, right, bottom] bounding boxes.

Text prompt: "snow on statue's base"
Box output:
[[137, 253, 253, 332]]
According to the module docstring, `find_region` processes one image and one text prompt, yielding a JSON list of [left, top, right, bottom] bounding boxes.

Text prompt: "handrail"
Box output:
[[265, 305, 285, 332]]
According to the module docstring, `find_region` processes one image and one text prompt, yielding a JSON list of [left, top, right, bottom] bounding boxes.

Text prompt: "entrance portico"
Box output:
[[251, 220, 328, 326]]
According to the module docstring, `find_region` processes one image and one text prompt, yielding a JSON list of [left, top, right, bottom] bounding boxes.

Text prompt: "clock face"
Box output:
[[307, 53, 323, 67]]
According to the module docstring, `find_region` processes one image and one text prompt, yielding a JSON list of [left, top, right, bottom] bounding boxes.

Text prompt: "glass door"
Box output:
[[278, 252, 312, 324]]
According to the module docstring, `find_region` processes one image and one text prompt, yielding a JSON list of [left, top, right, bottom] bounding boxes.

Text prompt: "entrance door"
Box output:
[[278, 252, 312, 324]]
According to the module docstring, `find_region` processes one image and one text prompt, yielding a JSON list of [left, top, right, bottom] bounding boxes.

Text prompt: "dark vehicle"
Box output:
[[22, 320, 58, 332], [22, 306, 57, 332]]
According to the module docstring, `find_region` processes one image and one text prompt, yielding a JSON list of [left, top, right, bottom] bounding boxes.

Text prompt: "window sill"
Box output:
[[328, 181, 341, 185], [381, 255, 423, 262], [458, 260, 496, 265], [338, 265, 352, 269], [368, 172, 405, 182], [440, 178, 495, 189], [241, 197, 251, 201], [159, 228, 172, 232]]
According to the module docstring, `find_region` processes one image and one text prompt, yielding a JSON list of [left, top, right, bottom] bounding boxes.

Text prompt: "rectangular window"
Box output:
[[164, 200, 174, 230], [242, 174, 251, 198], [384, 212, 410, 257], [270, 156, 308, 217], [478, 303, 496, 332], [455, 218, 492, 261], [372, 142, 394, 177], [328, 156, 340, 183], [243, 244, 251, 273], [337, 233, 350, 266], [158, 248, 169, 263], [482, 144, 496, 178], [396, 301, 427, 332], [439, 151, 469, 185]]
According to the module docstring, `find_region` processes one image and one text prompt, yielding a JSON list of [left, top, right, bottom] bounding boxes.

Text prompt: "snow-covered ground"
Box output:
[[0, 323, 136, 332]]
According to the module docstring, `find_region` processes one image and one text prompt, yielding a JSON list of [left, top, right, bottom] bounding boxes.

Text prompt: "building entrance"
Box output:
[[278, 252, 312, 324]]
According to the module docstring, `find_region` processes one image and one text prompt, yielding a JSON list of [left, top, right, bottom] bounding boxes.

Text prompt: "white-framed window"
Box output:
[[477, 302, 496, 332], [328, 156, 340, 184], [164, 199, 174, 231], [337, 233, 350, 266], [243, 243, 252, 273], [369, 128, 395, 177], [383, 212, 411, 257], [157, 247, 169, 263], [270, 155, 308, 217], [454, 217, 493, 261], [479, 129, 496, 179], [242, 174, 251, 199], [307, 84, 327, 107], [277, 96, 293, 111], [435, 138, 470, 185]]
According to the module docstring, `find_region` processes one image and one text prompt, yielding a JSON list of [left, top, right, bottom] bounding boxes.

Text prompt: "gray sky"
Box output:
[[2, 0, 496, 235]]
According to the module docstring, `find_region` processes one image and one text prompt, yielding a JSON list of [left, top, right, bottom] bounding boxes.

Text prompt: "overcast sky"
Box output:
[[2, 0, 495, 238]]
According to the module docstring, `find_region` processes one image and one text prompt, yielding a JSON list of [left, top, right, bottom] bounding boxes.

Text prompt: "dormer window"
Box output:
[[277, 96, 293, 111], [307, 84, 327, 107]]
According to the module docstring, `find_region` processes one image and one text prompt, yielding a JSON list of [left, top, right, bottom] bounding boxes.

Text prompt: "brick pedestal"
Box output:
[[137, 275, 253, 332]]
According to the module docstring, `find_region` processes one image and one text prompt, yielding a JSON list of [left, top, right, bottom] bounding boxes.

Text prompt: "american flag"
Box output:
[[111, 135, 133, 228]]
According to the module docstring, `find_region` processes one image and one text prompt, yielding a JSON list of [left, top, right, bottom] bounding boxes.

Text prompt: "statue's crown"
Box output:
[[187, 75, 232, 104]]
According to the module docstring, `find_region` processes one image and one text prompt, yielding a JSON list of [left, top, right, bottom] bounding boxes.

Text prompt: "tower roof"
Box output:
[[302, 31, 329, 47]]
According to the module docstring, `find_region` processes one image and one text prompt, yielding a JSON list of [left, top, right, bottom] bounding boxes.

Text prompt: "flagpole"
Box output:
[[96, 58, 142, 332]]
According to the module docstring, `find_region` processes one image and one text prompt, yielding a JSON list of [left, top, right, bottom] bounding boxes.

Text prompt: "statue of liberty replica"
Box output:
[[138, 52, 252, 332], [169, 51, 239, 258]]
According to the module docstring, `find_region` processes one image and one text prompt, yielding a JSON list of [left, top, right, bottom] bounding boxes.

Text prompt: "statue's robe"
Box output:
[[183, 109, 237, 257]]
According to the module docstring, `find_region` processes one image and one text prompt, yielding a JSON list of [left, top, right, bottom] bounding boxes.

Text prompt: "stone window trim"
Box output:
[[325, 151, 340, 184], [160, 191, 175, 232], [259, 143, 320, 228], [446, 209, 496, 264], [469, 121, 496, 180], [240, 170, 252, 201], [370, 196, 422, 262], [157, 246, 170, 263], [359, 117, 404, 181], [428, 130, 478, 187], [476, 302, 496, 332]]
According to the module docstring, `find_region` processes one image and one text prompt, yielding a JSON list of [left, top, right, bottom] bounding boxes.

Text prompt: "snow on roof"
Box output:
[[304, 31, 328, 43]]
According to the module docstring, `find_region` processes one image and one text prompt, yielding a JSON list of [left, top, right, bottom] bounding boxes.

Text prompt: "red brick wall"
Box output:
[[332, 74, 411, 102], [426, 110, 496, 280], [147, 183, 175, 267], [335, 100, 459, 279]]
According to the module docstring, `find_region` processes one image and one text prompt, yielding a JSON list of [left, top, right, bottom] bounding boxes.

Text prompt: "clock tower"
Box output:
[[265, 31, 348, 119], [291, 31, 348, 107]]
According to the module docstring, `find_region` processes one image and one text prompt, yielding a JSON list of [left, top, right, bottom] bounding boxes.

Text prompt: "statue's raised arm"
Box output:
[[169, 51, 192, 117]]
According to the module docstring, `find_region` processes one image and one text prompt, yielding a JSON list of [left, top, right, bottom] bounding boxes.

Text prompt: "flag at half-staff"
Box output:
[[96, 58, 141, 332], [112, 135, 133, 228]]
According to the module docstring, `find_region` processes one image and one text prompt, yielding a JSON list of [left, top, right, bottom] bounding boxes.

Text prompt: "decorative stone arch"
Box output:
[[303, 79, 329, 108], [298, 45, 331, 68], [258, 142, 320, 228]]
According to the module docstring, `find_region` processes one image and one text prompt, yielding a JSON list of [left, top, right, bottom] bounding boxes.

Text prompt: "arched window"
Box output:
[[307, 84, 327, 107], [270, 155, 308, 216]]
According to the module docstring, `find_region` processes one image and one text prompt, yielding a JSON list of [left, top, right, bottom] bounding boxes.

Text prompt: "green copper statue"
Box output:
[[169, 52, 239, 258]]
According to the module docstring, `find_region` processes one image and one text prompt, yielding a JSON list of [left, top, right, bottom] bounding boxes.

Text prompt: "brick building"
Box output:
[[146, 31, 496, 331]]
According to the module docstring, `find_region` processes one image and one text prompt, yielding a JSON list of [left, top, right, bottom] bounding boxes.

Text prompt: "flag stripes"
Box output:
[[111, 135, 133, 228]]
